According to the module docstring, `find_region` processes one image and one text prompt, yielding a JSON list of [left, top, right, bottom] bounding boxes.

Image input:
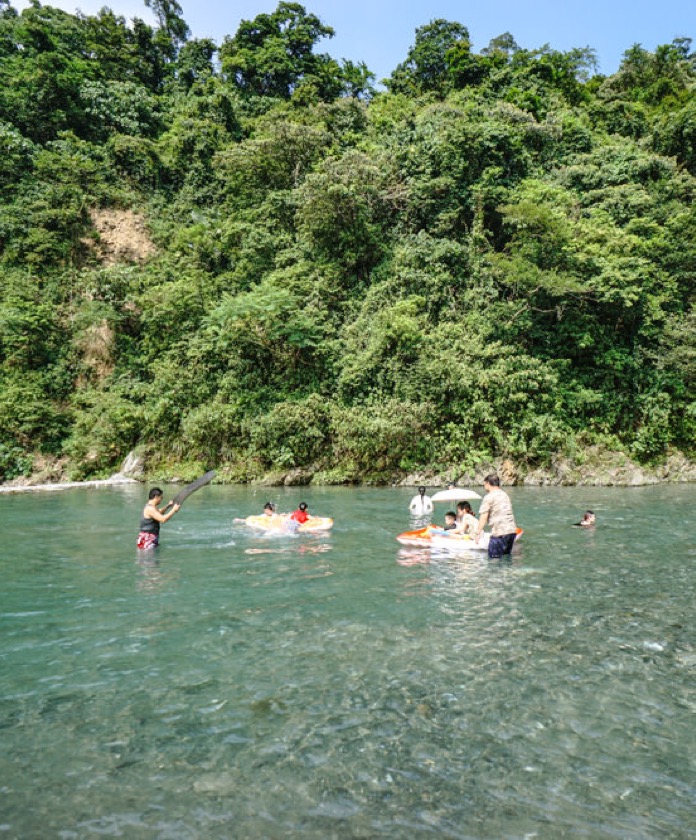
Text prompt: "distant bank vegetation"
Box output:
[[0, 1, 693, 483]]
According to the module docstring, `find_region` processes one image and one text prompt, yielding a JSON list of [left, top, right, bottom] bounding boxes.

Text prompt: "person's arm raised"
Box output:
[[148, 502, 180, 523]]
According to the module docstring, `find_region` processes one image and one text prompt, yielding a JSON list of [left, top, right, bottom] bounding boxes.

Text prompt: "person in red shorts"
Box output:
[[136, 488, 180, 549]]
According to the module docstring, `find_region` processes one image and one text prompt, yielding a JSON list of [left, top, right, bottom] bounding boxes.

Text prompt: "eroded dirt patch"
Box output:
[[89, 207, 156, 264]]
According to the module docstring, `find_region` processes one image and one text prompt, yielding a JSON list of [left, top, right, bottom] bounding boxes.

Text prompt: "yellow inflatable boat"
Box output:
[[244, 514, 333, 534]]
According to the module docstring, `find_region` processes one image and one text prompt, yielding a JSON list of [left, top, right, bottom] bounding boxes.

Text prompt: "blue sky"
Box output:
[[14, 0, 696, 82]]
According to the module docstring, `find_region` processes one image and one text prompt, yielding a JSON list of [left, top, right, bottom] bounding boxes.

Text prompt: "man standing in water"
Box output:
[[409, 486, 433, 517], [137, 488, 180, 549], [476, 474, 518, 559]]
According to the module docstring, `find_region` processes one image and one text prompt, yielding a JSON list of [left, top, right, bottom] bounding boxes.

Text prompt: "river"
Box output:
[[1, 483, 694, 838]]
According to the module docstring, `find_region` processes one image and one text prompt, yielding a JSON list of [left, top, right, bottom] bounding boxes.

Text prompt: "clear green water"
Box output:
[[1, 484, 694, 839]]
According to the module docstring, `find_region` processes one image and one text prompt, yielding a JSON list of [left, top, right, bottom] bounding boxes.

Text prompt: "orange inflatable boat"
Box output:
[[396, 525, 523, 551]]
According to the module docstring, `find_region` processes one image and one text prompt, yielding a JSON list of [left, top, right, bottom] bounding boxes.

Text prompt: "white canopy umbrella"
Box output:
[[431, 488, 481, 502]]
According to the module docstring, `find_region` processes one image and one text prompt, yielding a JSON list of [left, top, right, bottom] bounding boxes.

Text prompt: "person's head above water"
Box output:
[[148, 487, 163, 501], [418, 486, 427, 496], [263, 502, 275, 514], [298, 502, 308, 512]]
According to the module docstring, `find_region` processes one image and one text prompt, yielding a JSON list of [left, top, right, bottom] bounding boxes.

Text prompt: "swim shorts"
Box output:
[[137, 532, 159, 550], [487, 532, 516, 559]]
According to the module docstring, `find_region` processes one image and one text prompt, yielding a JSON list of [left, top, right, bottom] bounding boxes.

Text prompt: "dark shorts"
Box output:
[[488, 532, 516, 558]]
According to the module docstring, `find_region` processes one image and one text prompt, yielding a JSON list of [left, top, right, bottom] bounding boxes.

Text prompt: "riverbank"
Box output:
[[402, 447, 696, 488], [272, 447, 696, 487], [2, 446, 694, 493], [0, 476, 138, 495]]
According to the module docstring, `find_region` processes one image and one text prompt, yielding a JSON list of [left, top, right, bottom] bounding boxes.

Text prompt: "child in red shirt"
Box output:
[[290, 502, 309, 524]]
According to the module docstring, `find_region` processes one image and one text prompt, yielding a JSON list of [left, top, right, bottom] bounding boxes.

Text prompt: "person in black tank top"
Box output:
[[137, 488, 180, 549]]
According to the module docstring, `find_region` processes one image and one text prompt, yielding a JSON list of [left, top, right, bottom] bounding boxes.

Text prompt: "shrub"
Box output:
[[247, 394, 330, 468], [330, 399, 433, 474], [180, 400, 245, 461], [0, 443, 33, 482], [64, 388, 143, 477]]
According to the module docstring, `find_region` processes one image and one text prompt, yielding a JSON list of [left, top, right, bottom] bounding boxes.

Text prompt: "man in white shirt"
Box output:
[[409, 486, 433, 516], [476, 473, 518, 558]]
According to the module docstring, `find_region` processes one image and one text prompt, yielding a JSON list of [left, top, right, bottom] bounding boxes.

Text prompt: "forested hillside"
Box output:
[[0, 0, 694, 483]]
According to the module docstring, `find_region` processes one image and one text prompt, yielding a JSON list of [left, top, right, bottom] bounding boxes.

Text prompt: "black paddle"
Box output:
[[161, 470, 216, 513]]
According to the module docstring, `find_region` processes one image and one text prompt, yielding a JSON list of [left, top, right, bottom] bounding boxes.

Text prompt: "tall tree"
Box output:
[[220, 2, 339, 99], [143, 0, 189, 46], [386, 19, 471, 95]]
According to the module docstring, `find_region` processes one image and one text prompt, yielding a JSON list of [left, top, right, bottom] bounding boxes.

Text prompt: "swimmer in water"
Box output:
[[573, 510, 596, 527], [233, 501, 277, 524]]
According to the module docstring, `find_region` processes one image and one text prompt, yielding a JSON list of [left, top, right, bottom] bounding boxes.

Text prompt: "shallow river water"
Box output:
[[0, 483, 694, 839]]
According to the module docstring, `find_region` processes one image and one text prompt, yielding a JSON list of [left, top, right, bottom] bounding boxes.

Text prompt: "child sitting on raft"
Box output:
[[443, 511, 458, 531], [285, 502, 310, 533]]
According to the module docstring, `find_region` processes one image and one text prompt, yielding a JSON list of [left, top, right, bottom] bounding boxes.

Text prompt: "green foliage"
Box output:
[[220, 2, 339, 100], [387, 19, 472, 96], [204, 272, 328, 392], [79, 80, 160, 139], [0, 372, 69, 452], [630, 391, 672, 460], [336, 294, 429, 401], [108, 134, 162, 186], [330, 399, 433, 475], [215, 115, 331, 205], [64, 387, 144, 476], [0, 120, 35, 195], [180, 399, 244, 461], [0, 271, 65, 368], [247, 393, 329, 468], [295, 150, 395, 276], [0, 1, 693, 481], [0, 442, 33, 481], [144, 0, 189, 48], [175, 38, 217, 89], [652, 99, 696, 175]]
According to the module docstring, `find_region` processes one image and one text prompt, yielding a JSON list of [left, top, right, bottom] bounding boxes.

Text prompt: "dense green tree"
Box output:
[[144, 0, 189, 47], [386, 19, 471, 96], [0, 1, 693, 480], [175, 37, 217, 89], [220, 2, 340, 100]]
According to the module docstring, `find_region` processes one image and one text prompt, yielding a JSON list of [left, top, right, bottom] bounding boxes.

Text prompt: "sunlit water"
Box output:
[[1, 484, 694, 839]]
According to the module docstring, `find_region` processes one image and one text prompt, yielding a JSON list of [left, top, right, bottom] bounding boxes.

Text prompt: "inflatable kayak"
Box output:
[[245, 514, 333, 534], [396, 525, 439, 546], [396, 526, 522, 550]]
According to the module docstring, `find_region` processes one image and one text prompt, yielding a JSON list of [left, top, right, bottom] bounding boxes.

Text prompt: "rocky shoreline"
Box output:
[[2, 447, 694, 493], [0, 476, 138, 495], [274, 448, 696, 488]]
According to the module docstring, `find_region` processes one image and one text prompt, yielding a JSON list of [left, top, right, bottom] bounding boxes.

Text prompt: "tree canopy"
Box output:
[[0, 2, 693, 482]]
